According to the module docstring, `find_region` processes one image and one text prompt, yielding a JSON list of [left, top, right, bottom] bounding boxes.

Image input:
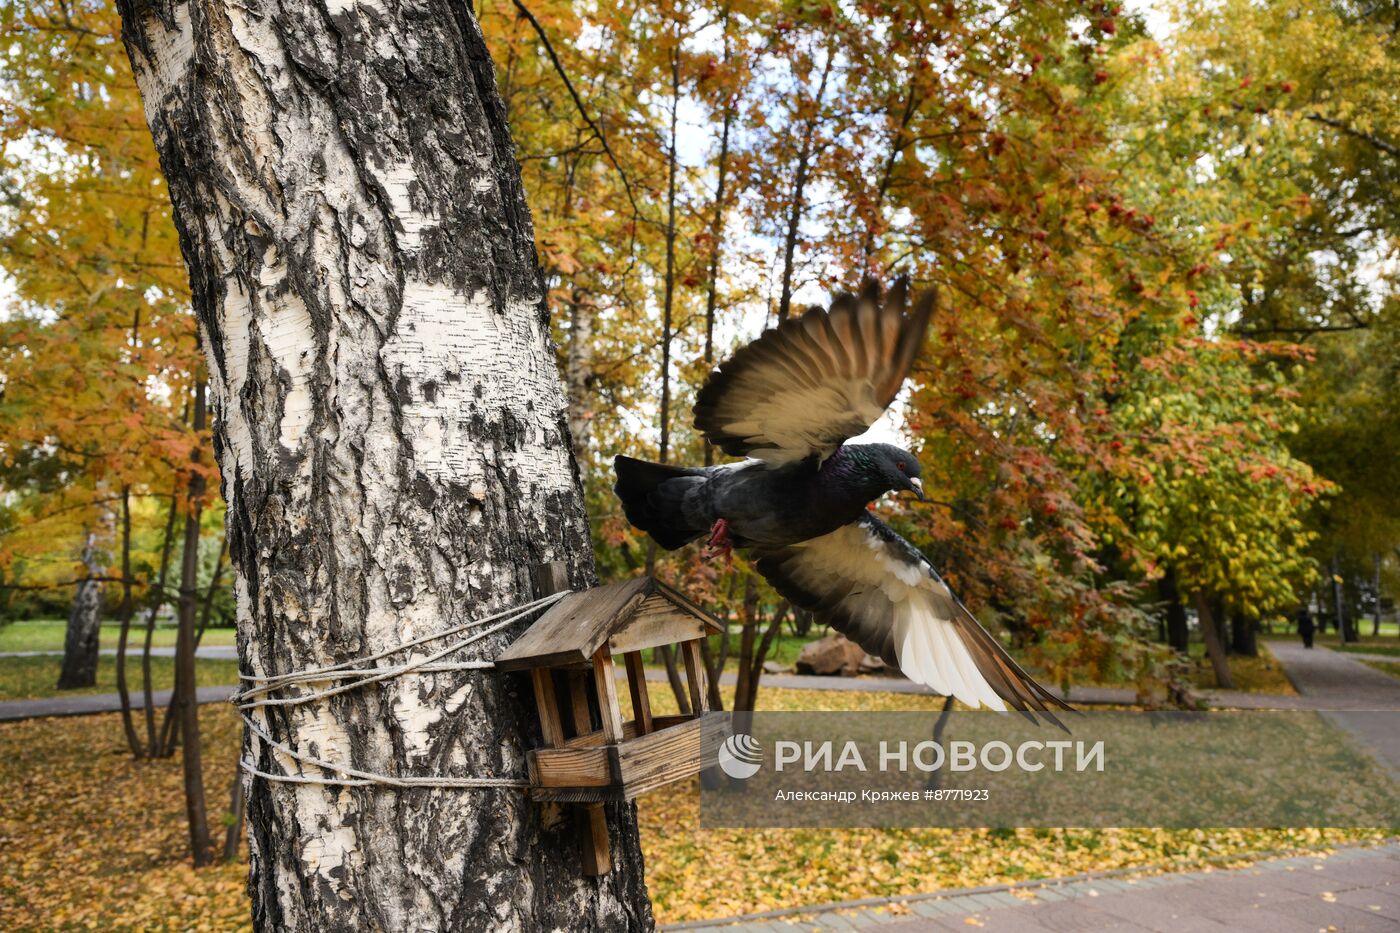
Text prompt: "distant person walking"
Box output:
[[1297, 606, 1315, 649]]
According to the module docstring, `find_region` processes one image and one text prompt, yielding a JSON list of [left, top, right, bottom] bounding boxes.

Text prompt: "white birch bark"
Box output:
[[58, 526, 106, 689], [114, 0, 652, 928], [565, 290, 596, 462]]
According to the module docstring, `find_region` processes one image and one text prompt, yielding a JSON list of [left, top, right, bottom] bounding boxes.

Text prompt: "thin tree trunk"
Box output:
[[564, 289, 596, 462], [775, 52, 833, 323], [658, 43, 681, 467], [222, 756, 246, 863], [114, 486, 143, 756], [1193, 591, 1234, 690], [57, 527, 104, 690], [733, 574, 759, 712], [1333, 554, 1355, 643], [923, 696, 955, 791], [701, 6, 735, 470], [1160, 567, 1189, 653], [1373, 552, 1382, 637], [117, 2, 653, 926], [143, 490, 179, 757], [159, 529, 228, 756], [741, 601, 789, 711], [175, 380, 213, 866], [1229, 609, 1258, 657]]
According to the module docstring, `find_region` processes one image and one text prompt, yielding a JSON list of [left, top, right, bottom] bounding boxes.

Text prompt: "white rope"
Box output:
[[240, 714, 530, 789], [236, 590, 568, 790], [232, 591, 568, 707]]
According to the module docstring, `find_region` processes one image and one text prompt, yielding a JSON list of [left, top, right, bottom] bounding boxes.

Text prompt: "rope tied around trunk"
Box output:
[[234, 590, 570, 790]]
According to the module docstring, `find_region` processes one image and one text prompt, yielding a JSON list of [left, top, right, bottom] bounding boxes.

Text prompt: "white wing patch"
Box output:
[[791, 524, 1008, 711]]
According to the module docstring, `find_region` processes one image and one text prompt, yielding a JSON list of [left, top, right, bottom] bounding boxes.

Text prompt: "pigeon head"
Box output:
[[845, 443, 925, 501]]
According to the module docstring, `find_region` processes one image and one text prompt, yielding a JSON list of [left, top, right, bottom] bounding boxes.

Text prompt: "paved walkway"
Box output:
[[0, 646, 238, 660], [1265, 640, 1400, 780], [1267, 641, 1400, 708], [0, 685, 237, 721], [663, 842, 1400, 931]]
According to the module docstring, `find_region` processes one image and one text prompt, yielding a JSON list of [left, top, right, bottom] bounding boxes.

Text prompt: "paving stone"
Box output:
[[1257, 893, 1394, 931], [1331, 887, 1400, 922]]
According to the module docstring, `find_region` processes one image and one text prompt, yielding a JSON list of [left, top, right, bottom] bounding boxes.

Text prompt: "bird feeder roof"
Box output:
[[495, 576, 723, 672]]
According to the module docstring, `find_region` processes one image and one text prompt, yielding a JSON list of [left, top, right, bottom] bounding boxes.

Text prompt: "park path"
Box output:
[[0, 685, 237, 721], [1265, 640, 1400, 780], [1267, 640, 1400, 708], [0, 646, 238, 660], [661, 842, 1400, 932], [5, 641, 1397, 724]]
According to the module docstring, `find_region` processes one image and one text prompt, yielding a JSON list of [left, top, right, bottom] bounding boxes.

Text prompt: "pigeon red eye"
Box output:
[[896, 463, 906, 472]]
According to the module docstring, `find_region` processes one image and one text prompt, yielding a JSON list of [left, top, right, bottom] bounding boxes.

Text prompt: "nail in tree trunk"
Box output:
[[116, 1, 652, 926], [57, 527, 104, 690], [1193, 591, 1234, 690]]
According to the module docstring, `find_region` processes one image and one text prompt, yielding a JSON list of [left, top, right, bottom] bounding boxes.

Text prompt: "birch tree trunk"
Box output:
[[115, 1, 652, 928], [57, 526, 105, 689], [565, 289, 596, 462]]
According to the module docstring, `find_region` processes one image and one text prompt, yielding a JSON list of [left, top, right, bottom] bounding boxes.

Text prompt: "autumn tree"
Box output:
[[0, 0, 209, 699]]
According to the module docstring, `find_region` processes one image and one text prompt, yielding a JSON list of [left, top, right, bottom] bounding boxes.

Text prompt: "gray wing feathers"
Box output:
[[693, 280, 936, 465]]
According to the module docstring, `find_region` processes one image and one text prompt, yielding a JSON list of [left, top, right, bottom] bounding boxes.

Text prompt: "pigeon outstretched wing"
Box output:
[[752, 514, 1070, 721], [693, 280, 935, 466]]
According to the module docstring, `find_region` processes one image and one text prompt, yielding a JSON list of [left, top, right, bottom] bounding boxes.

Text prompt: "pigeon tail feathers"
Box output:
[[612, 456, 710, 550]]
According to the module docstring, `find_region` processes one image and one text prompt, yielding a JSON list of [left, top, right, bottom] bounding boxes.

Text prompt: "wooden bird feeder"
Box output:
[[498, 566, 729, 875]]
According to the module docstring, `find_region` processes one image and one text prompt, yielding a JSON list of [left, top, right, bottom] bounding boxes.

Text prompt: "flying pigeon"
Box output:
[[612, 280, 1068, 718]]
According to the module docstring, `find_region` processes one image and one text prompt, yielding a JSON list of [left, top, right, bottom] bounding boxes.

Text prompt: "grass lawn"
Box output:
[[1361, 659, 1400, 681], [0, 655, 243, 702], [0, 620, 238, 653], [0, 682, 1390, 930], [1185, 641, 1295, 694], [1336, 642, 1400, 658]]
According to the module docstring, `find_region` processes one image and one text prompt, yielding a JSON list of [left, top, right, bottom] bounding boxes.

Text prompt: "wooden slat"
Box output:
[[681, 639, 708, 714], [528, 746, 612, 788], [565, 670, 593, 736], [608, 596, 709, 655], [577, 803, 611, 876], [495, 577, 653, 671], [531, 669, 566, 748], [651, 577, 727, 634], [623, 651, 653, 735], [592, 648, 625, 744], [529, 716, 729, 802], [617, 714, 730, 801]]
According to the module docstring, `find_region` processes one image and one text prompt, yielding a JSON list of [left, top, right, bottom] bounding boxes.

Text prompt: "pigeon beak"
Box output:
[[908, 477, 925, 501]]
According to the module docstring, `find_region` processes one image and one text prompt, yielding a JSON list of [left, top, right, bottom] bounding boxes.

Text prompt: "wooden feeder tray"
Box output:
[[498, 570, 730, 873]]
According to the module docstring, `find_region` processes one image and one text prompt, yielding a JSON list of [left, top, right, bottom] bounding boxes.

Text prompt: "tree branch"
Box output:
[[511, 1, 642, 219], [1307, 112, 1400, 160]]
